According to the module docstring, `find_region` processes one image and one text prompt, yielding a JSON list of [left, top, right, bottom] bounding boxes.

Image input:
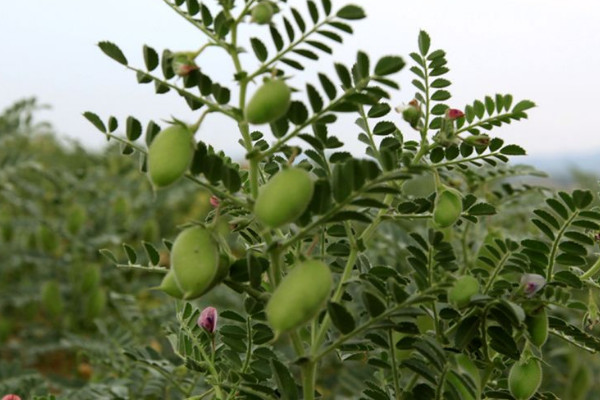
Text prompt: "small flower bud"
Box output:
[[172, 53, 198, 77], [198, 306, 218, 333], [446, 108, 465, 120], [210, 196, 220, 208], [2, 395, 22, 400], [396, 100, 421, 129], [464, 134, 490, 148], [520, 274, 546, 297]]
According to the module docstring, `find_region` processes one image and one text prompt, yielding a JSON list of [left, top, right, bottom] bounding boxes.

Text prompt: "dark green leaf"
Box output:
[[98, 41, 128, 65], [336, 5, 366, 20], [126, 116, 142, 141], [375, 56, 405, 76], [250, 38, 268, 62], [328, 302, 356, 334], [271, 359, 298, 400], [362, 291, 386, 317], [143, 45, 159, 71], [83, 112, 106, 133]]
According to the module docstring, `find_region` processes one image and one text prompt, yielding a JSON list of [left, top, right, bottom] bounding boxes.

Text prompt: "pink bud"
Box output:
[[198, 306, 218, 333], [520, 273, 546, 297], [2, 395, 22, 400], [210, 196, 220, 208], [446, 109, 465, 120]]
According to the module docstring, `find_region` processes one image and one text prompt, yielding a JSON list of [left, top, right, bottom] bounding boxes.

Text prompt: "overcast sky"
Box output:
[[1, 0, 599, 160]]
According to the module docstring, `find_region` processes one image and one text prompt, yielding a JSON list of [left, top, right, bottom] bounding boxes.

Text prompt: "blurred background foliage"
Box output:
[[0, 98, 599, 399]]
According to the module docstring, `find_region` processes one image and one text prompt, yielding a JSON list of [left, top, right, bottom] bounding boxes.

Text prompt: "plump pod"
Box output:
[[147, 125, 194, 188], [66, 204, 86, 235], [41, 280, 64, 318], [159, 270, 184, 299], [433, 186, 463, 228], [245, 80, 291, 125], [254, 168, 314, 228], [266, 260, 332, 332], [448, 275, 479, 308], [251, 2, 274, 24], [85, 287, 107, 320], [525, 307, 548, 347], [171, 226, 220, 300], [509, 358, 542, 400]]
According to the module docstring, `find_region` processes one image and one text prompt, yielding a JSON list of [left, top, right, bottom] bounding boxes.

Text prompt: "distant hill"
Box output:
[[525, 151, 600, 180]]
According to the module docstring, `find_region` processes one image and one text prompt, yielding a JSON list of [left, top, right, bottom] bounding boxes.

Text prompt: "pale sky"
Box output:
[[1, 1, 599, 160]]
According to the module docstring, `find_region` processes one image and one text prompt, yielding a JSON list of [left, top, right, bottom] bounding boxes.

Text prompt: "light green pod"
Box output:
[[41, 280, 64, 318], [147, 125, 194, 188], [85, 287, 107, 320], [159, 270, 184, 299], [171, 226, 220, 300], [251, 2, 274, 24], [254, 168, 314, 228], [509, 358, 542, 400], [448, 275, 479, 308], [526, 307, 548, 347], [266, 260, 332, 332], [245, 80, 291, 125], [433, 186, 463, 228], [66, 204, 86, 235]]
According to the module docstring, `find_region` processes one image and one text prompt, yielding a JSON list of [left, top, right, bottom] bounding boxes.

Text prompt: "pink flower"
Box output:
[[210, 196, 220, 208], [446, 108, 465, 120], [520, 273, 546, 297], [2, 395, 22, 400], [198, 306, 218, 333]]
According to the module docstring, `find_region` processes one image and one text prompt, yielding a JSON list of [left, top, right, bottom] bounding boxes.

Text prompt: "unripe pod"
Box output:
[[508, 357, 542, 400], [433, 186, 463, 228], [66, 204, 86, 235], [254, 168, 314, 228], [159, 270, 184, 299], [41, 280, 64, 318], [402, 106, 420, 128], [147, 125, 194, 188], [525, 307, 548, 347], [38, 225, 59, 254], [171, 226, 221, 300], [251, 2, 274, 24], [448, 275, 479, 308], [85, 287, 107, 320], [266, 260, 332, 332], [566, 364, 591, 400], [245, 80, 291, 125], [80, 264, 101, 292]]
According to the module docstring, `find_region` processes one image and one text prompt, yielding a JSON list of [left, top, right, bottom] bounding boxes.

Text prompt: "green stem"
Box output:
[[246, 17, 334, 82], [301, 362, 317, 400], [125, 66, 235, 118], [581, 257, 600, 280], [162, 0, 224, 45], [430, 151, 505, 169], [454, 112, 521, 136], [546, 211, 579, 280], [185, 388, 215, 400], [388, 329, 401, 399], [259, 85, 360, 159], [483, 251, 510, 294], [313, 289, 439, 362]]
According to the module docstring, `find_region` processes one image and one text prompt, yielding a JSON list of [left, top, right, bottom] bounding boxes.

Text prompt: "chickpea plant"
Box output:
[[85, 0, 600, 399]]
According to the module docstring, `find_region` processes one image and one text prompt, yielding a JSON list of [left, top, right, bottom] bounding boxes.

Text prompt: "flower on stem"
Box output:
[[210, 196, 220, 208], [520, 274, 546, 297], [198, 306, 218, 333], [446, 108, 465, 121]]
